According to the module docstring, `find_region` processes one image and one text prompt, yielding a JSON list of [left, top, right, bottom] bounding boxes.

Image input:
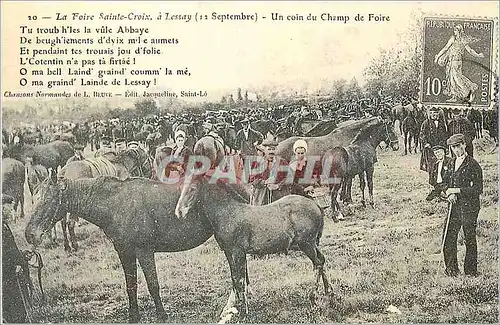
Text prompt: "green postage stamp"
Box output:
[[420, 17, 497, 108]]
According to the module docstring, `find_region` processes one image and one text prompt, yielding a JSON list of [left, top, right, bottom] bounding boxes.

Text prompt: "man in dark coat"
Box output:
[[447, 109, 476, 157], [420, 107, 449, 172], [2, 219, 30, 323], [235, 118, 264, 156], [249, 138, 290, 205], [442, 133, 483, 277], [426, 144, 453, 201]]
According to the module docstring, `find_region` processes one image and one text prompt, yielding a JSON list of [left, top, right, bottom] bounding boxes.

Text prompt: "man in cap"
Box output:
[[235, 118, 264, 156], [249, 137, 290, 205], [94, 136, 115, 158], [442, 133, 483, 276], [115, 138, 127, 153], [426, 144, 452, 201], [65, 143, 85, 165], [420, 107, 449, 172]]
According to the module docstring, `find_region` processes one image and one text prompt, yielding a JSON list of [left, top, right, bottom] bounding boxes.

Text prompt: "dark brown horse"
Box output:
[[275, 117, 387, 161], [25, 176, 215, 323], [4, 140, 74, 172], [2, 158, 26, 220], [321, 147, 349, 220], [342, 119, 399, 207], [174, 175, 334, 323], [57, 148, 152, 252], [467, 108, 483, 139], [402, 114, 419, 155]]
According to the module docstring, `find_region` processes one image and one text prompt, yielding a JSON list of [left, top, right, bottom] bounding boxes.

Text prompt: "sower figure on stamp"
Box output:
[[420, 107, 449, 175], [434, 24, 485, 103], [426, 144, 452, 201], [249, 138, 290, 206], [442, 133, 483, 277]]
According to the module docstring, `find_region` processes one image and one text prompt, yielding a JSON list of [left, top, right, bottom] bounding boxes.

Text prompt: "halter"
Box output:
[[384, 123, 399, 147]]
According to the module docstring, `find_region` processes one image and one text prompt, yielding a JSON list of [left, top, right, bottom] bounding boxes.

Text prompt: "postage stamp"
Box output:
[[419, 17, 496, 108]]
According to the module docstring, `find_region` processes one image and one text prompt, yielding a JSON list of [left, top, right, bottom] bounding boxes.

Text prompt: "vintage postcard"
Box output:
[[1, 1, 498, 324]]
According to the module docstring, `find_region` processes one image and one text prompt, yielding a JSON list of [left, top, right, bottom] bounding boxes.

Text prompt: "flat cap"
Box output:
[[447, 133, 465, 146], [432, 144, 446, 151]]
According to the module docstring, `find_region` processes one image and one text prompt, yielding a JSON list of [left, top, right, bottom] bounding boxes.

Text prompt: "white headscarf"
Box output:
[[293, 139, 308, 153]]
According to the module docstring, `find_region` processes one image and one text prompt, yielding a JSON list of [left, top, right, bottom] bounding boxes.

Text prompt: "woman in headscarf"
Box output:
[[288, 139, 322, 198], [155, 130, 192, 182]]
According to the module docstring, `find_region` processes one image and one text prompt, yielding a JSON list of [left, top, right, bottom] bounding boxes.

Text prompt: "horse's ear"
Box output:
[[48, 168, 57, 184]]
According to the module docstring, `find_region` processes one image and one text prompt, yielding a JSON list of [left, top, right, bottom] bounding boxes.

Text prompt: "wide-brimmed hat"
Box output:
[[74, 143, 84, 150], [429, 107, 440, 113], [447, 133, 465, 146], [293, 139, 308, 153]]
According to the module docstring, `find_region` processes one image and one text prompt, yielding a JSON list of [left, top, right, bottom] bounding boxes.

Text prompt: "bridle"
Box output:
[[384, 123, 399, 148]]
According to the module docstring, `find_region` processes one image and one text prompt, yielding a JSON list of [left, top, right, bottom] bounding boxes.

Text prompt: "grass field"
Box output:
[[6, 137, 499, 323]]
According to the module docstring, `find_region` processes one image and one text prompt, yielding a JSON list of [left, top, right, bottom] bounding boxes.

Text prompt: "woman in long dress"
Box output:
[[434, 24, 485, 102]]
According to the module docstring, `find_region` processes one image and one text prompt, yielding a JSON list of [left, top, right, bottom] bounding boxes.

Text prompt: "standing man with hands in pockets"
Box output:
[[442, 133, 483, 277]]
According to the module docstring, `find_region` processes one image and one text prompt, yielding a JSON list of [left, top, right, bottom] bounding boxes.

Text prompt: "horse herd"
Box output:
[[7, 117, 401, 323]]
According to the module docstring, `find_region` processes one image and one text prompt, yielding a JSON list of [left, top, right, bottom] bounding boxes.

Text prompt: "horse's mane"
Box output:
[[218, 182, 250, 204], [351, 118, 383, 143], [199, 175, 249, 204]]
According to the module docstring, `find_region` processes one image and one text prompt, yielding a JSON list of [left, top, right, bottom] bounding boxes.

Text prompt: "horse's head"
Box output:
[[382, 120, 399, 151], [174, 174, 204, 220], [25, 174, 67, 247]]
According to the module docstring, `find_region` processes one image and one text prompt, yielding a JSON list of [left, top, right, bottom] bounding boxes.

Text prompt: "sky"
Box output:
[[1, 1, 498, 106]]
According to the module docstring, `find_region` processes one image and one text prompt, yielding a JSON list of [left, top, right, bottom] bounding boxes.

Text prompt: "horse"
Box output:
[[2, 158, 26, 220], [275, 117, 387, 162], [402, 113, 419, 155], [467, 109, 483, 139], [25, 176, 216, 323], [391, 102, 417, 134], [342, 119, 399, 207], [251, 119, 275, 138], [321, 147, 349, 220], [484, 108, 498, 145], [56, 148, 152, 252], [3, 140, 74, 172], [193, 135, 227, 168], [26, 164, 49, 203], [174, 174, 335, 323]]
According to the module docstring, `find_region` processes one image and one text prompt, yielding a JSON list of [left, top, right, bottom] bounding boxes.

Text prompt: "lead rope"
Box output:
[[16, 266, 33, 323], [22, 249, 46, 304]]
